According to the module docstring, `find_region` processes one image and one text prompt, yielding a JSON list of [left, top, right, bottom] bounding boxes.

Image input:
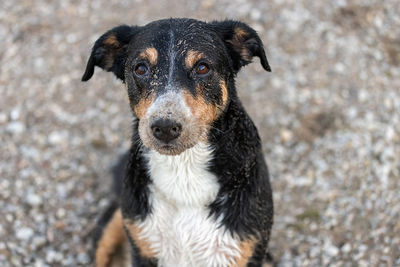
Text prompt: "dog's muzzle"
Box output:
[[138, 90, 203, 155]]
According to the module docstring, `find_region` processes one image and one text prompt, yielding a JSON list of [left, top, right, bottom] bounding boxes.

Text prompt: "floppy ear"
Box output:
[[211, 20, 271, 73], [82, 25, 138, 82]]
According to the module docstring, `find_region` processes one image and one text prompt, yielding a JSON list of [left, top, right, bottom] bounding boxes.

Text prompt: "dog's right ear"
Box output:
[[81, 25, 138, 82]]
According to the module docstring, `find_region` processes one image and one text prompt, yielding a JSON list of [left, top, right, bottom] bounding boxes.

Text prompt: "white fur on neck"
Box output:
[[140, 142, 242, 266], [146, 142, 219, 207]]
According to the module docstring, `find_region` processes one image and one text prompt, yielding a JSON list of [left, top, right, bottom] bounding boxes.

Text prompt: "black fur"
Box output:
[[82, 25, 139, 81], [120, 127, 152, 221], [83, 18, 273, 266], [208, 98, 273, 239], [210, 20, 271, 72]]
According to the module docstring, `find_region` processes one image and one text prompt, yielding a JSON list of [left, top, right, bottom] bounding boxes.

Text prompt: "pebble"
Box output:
[[16, 227, 34, 241], [341, 243, 352, 253], [77, 253, 90, 264], [48, 131, 68, 145], [32, 236, 47, 248], [0, 112, 7, 124], [324, 243, 340, 257], [10, 108, 20, 120], [6, 121, 25, 134], [46, 250, 63, 263], [26, 193, 42, 206], [280, 129, 294, 143]]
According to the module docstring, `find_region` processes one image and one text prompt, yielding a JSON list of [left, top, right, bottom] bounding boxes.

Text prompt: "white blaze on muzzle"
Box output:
[[145, 90, 192, 123]]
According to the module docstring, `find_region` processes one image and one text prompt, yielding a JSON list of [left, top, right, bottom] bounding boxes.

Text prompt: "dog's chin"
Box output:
[[154, 144, 188, 156], [141, 137, 197, 156], [151, 142, 196, 156], [139, 126, 203, 156]]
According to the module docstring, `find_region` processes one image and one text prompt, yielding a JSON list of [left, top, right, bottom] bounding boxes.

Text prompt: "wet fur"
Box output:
[[83, 18, 273, 266]]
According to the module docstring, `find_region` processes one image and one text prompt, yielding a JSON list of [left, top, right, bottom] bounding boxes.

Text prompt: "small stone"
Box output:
[[56, 208, 66, 218], [7, 121, 25, 134], [34, 259, 48, 267], [341, 243, 351, 253], [90, 131, 107, 148], [250, 9, 262, 21], [280, 129, 293, 143], [0, 112, 7, 124], [48, 131, 67, 145], [77, 252, 89, 264], [334, 62, 345, 73], [54, 221, 66, 230], [200, 0, 215, 9], [46, 250, 63, 263], [10, 108, 20, 120], [324, 243, 339, 257], [309, 246, 320, 258], [32, 236, 47, 248], [16, 227, 34, 240], [26, 193, 42, 206]]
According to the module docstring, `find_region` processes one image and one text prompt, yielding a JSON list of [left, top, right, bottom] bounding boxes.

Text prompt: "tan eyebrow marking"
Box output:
[[139, 47, 158, 65], [185, 50, 204, 69]]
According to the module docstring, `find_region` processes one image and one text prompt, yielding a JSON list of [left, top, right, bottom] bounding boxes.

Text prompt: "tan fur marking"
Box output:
[[133, 93, 155, 119], [227, 27, 252, 62], [124, 221, 155, 259], [233, 239, 257, 267], [185, 50, 204, 69], [103, 34, 120, 48], [95, 209, 126, 267], [104, 56, 114, 70], [183, 81, 228, 128], [140, 47, 158, 65], [219, 80, 228, 108], [183, 88, 218, 126], [102, 34, 122, 70], [234, 27, 249, 40]]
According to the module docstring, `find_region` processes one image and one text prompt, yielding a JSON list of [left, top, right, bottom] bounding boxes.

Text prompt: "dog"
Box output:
[[82, 18, 273, 267]]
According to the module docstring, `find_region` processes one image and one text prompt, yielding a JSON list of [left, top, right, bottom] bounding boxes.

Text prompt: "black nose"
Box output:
[[151, 119, 182, 143]]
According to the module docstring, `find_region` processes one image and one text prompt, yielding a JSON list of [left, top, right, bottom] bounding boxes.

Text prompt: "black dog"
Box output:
[[82, 18, 273, 267]]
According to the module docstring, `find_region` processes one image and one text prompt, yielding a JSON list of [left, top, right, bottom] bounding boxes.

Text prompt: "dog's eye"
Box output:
[[135, 64, 149, 76], [195, 63, 210, 76]]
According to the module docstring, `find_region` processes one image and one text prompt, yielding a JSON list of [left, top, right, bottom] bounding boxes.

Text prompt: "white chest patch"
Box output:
[[140, 143, 242, 267]]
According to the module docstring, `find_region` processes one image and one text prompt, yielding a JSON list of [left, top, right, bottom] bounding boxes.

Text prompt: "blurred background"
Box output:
[[1, 0, 399, 266]]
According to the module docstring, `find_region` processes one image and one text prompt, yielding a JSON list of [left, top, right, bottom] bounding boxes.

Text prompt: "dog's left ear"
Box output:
[[211, 20, 271, 73], [82, 25, 138, 82]]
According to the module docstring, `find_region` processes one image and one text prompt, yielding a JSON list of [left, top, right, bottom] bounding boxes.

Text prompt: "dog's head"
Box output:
[[82, 19, 270, 155]]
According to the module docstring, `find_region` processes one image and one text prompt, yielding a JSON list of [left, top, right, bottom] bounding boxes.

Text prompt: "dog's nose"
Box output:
[[151, 119, 182, 143]]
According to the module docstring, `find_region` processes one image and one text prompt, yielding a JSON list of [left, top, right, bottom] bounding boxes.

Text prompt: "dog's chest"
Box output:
[[140, 143, 241, 266]]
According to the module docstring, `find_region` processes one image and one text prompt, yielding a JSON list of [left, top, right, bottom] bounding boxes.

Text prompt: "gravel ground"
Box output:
[[1, 0, 399, 266]]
